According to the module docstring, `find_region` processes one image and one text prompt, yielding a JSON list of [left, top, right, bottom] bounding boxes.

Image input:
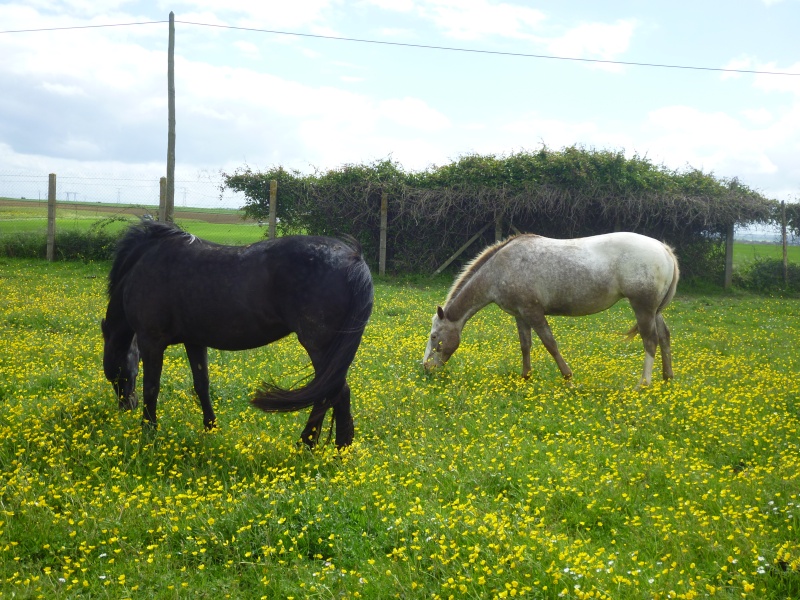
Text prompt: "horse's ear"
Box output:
[[437, 306, 445, 320]]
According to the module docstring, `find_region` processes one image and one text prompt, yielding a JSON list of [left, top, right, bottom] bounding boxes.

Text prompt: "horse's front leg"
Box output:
[[526, 312, 573, 380], [515, 317, 533, 379], [185, 343, 215, 429], [140, 345, 165, 428]]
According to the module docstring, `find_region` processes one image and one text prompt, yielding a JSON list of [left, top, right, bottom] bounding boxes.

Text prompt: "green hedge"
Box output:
[[733, 258, 800, 294], [0, 220, 123, 261], [222, 147, 776, 280]]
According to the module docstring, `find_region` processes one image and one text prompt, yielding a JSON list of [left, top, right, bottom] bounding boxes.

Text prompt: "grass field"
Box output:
[[0, 258, 798, 599], [0, 199, 265, 245]]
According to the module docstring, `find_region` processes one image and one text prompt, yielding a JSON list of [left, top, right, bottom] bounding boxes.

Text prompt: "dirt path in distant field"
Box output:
[[0, 199, 253, 224]]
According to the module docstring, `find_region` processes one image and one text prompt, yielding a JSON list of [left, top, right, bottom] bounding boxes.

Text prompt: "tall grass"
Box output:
[[1, 261, 798, 599]]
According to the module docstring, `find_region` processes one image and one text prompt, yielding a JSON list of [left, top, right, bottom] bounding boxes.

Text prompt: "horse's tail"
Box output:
[[250, 252, 374, 413], [623, 243, 680, 341]]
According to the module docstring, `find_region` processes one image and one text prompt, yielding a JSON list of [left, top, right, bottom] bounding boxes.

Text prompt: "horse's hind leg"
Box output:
[[632, 306, 659, 387], [298, 384, 353, 449], [332, 384, 354, 448], [185, 344, 216, 429], [300, 402, 330, 449], [656, 313, 673, 380]]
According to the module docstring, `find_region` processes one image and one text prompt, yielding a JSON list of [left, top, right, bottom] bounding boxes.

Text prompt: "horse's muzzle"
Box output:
[[118, 390, 139, 411], [422, 356, 443, 374]]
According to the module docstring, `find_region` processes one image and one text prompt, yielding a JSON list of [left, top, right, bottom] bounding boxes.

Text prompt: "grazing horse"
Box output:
[[101, 220, 373, 448], [423, 232, 679, 387]]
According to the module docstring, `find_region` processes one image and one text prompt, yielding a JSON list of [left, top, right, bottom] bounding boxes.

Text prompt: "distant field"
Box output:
[[0, 198, 267, 245], [2, 197, 798, 262], [734, 241, 800, 267]]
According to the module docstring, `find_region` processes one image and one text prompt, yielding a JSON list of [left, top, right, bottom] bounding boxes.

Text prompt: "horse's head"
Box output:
[[101, 319, 140, 410], [423, 306, 461, 373]]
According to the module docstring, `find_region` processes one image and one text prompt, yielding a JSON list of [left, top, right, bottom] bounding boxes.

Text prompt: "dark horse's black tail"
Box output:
[[250, 244, 373, 413]]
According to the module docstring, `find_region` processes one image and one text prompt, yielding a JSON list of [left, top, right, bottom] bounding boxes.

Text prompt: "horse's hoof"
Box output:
[[204, 419, 217, 431], [141, 419, 158, 430], [298, 436, 317, 451]]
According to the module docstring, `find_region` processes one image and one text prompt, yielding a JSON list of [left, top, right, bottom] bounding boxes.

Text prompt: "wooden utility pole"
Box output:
[[46, 174, 56, 261], [159, 177, 167, 221], [165, 11, 176, 223], [379, 192, 388, 275]]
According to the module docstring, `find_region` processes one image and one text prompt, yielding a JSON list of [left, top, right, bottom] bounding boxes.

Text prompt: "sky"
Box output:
[[1, 0, 799, 209]]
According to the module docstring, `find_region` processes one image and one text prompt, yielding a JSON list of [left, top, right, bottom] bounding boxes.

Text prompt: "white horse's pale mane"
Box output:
[[445, 234, 537, 305]]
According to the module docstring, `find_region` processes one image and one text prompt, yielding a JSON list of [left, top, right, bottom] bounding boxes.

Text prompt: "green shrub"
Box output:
[[0, 231, 46, 258], [734, 257, 800, 294]]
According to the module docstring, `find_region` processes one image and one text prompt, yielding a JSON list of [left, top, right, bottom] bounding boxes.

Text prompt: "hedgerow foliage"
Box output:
[[0, 221, 121, 261], [221, 146, 775, 280], [733, 258, 800, 294]]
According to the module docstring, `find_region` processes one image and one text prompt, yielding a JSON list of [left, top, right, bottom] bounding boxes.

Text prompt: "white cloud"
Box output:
[[413, 0, 547, 41], [378, 27, 417, 38], [40, 82, 87, 97], [643, 105, 781, 178], [365, 0, 416, 12], [753, 62, 800, 95], [544, 19, 637, 67], [496, 113, 634, 157], [379, 97, 451, 131], [233, 40, 260, 58], [720, 55, 755, 80], [172, 0, 336, 28], [741, 108, 774, 125]]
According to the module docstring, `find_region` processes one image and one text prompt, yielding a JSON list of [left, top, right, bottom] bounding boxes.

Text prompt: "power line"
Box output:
[[1, 21, 166, 34], [4, 19, 799, 77]]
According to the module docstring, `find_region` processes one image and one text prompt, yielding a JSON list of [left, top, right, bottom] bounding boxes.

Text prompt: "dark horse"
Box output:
[[101, 220, 373, 448]]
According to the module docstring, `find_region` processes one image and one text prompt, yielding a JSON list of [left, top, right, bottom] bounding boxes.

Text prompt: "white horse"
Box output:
[[423, 232, 680, 387]]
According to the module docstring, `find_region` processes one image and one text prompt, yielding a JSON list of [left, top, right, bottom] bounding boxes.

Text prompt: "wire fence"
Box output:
[[0, 172, 268, 245]]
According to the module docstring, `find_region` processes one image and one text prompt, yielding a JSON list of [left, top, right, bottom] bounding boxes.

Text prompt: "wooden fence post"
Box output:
[[724, 223, 734, 290], [268, 179, 277, 239], [46, 173, 57, 262], [379, 191, 388, 276], [159, 177, 167, 221], [781, 201, 788, 286]]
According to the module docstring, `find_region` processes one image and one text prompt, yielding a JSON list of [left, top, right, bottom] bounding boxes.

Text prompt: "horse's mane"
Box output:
[[445, 235, 532, 305], [108, 220, 191, 296]]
